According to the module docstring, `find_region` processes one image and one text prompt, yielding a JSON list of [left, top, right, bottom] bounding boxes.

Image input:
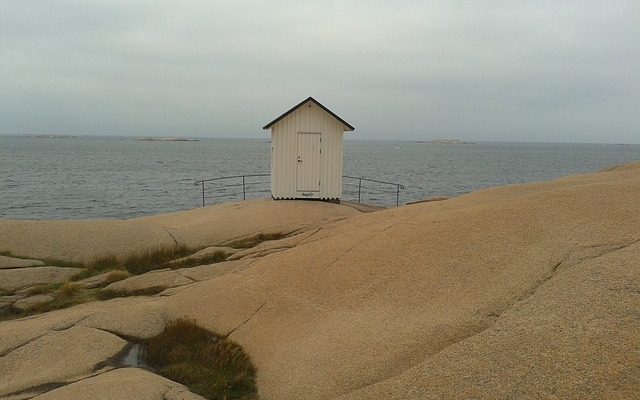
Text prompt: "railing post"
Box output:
[[358, 178, 362, 203], [396, 185, 400, 207], [242, 176, 246, 200], [201, 182, 205, 207]]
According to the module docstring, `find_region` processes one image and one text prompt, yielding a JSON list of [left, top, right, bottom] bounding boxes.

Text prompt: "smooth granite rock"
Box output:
[[0, 325, 127, 397], [2, 163, 640, 400], [31, 368, 206, 400], [0, 255, 44, 269], [13, 294, 54, 311], [101, 269, 193, 295], [0, 267, 83, 292], [76, 270, 129, 289]]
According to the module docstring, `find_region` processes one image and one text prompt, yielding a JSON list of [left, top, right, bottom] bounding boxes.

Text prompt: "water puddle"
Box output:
[[120, 343, 146, 368]]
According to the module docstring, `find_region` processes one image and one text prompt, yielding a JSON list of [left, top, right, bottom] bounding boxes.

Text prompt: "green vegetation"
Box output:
[[120, 244, 193, 275], [1, 234, 282, 321], [145, 318, 257, 400], [224, 233, 287, 249], [5, 281, 93, 319], [74, 245, 230, 277]]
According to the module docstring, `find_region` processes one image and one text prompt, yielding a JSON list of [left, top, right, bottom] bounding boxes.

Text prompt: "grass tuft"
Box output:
[[70, 245, 196, 279], [103, 270, 129, 285], [58, 281, 80, 299], [123, 245, 192, 275], [145, 318, 257, 400], [91, 255, 121, 272], [16, 281, 91, 317]]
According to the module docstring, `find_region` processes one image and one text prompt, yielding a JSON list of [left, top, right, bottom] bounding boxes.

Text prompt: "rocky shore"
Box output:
[[1, 163, 639, 399]]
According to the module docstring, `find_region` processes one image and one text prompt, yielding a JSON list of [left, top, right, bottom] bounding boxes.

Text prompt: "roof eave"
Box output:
[[262, 97, 355, 132]]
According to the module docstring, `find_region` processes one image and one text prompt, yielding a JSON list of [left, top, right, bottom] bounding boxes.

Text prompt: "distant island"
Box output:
[[133, 137, 200, 142], [26, 134, 77, 139], [415, 139, 473, 144]]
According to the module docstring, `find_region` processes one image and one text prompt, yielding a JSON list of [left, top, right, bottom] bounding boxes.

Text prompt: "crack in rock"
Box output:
[[2, 367, 115, 400], [163, 227, 180, 246], [225, 300, 267, 339], [0, 331, 50, 358], [50, 315, 91, 332], [348, 238, 640, 398]]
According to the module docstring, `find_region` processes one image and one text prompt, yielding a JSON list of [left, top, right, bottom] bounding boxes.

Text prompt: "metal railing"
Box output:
[[194, 174, 404, 207], [342, 175, 405, 207], [194, 174, 270, 207]]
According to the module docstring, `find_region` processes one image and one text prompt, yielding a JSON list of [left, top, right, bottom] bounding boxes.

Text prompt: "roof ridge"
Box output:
[[262, 97, 354, 131]]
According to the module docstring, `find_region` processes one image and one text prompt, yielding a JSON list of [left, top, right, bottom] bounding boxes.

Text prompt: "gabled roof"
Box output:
[[262, 96, 355, 131]]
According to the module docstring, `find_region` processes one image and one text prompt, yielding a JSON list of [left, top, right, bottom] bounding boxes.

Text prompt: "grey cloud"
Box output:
[[0, 0, 638, 143]]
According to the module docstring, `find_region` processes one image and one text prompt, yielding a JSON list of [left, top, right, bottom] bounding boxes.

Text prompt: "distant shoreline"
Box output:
[[415, 139, 473, 145], [133, 137, 200, 142]]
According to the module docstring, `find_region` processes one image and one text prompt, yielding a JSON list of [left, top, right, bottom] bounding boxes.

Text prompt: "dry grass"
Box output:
[[123, 245, 193, 275], [145, 318, 257, 400], [71, 245, 195, 279], [7, 281, 91, 319], [103, 270, 129, 285], [58, 281, 80, 298], [0, 236, 279, 321]]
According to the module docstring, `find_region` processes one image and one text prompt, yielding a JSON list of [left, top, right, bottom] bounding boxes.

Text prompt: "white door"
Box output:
[[296, 132, 321, 192]]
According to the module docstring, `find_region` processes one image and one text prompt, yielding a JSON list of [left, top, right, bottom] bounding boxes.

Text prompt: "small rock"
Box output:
[[193, 246, 237, 257], [0, 255, 45, 269], [102, 269, 193, 295], [0, 267, 83, 293], [76, 270, 129, 289], [15, 285, 49, 296], [0, 295, 24, 314], [0, 295, 24, 303], [176, 259, 253, 282], [13, 294, 55, 312]]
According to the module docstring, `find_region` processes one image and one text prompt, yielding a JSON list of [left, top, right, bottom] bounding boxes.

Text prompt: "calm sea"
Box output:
[[0, 135, 638, 220]]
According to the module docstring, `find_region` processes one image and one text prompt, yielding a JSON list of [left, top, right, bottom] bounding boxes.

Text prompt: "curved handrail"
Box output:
[[193, 173, 405, 207]]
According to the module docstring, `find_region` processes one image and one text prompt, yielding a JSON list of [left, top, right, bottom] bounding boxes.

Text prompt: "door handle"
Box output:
[[297, 157, 302, 163]]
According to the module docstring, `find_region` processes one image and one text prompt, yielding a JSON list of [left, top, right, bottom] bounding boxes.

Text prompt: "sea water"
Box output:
[[0, 135, 638, 220]]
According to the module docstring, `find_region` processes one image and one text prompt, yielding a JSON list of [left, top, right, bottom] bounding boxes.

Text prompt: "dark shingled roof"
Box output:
[[262, 96, 355, 131]]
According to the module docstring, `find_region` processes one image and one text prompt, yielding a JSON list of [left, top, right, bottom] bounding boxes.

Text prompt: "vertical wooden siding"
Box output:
[[271, 100, 344, 199]]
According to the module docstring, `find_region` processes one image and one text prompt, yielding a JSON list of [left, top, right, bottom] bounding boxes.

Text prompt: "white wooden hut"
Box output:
[[263, 97, 354, 200]]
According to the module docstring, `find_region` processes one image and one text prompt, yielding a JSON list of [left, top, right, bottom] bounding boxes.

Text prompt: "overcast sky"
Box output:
[[1, 1, 638, 143]]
